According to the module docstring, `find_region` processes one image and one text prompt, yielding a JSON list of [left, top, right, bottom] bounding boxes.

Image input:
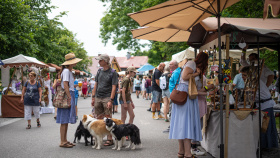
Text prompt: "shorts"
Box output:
[[94, 97, 112, 117], [162, 89, 170, 98], [146, 87, 152, 94], [119, 100, 131, 104], [75, 97, 78, 106], [24, 105, 40, 120], [152, 90, 162, 103], [135, 87, 141, 91]]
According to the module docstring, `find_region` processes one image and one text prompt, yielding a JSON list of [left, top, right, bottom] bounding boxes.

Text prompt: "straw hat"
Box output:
[[61, 53, 82, 65], [127, 66, 138, 73]]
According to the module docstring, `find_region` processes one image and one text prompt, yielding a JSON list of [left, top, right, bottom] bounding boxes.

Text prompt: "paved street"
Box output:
[[0, 93, 214, 158]]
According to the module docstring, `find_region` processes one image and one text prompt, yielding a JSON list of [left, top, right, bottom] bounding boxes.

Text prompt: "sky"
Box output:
[[48, 0, 131, 57]]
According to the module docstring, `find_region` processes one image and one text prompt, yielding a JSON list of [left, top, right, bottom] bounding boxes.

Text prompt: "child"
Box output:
[[74, 81, 79, 120]]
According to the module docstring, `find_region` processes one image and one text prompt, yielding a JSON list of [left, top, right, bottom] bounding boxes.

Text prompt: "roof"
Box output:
[[115, 56, 148, 69], [88, 56, 117, 76], [2, 54, 48, 68]]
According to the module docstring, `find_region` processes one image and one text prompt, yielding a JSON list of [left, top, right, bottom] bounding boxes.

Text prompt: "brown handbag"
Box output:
[[170, 69, 188, 105]]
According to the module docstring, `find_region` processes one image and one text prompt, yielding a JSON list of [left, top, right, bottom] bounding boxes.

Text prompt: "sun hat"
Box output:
[[61, 53, 82, 65], [95, 54, 110, 63], [127, 66, 138, 73]]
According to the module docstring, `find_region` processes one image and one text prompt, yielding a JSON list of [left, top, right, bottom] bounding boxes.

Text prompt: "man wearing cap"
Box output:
[[91, 54, 118, 146], [151, 63, 165, 120]]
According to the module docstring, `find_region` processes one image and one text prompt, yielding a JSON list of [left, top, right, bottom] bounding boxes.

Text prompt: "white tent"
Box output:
[[1, 54, 48, 68], [172, 47, 258, 62], [172, 47, 196, 63]]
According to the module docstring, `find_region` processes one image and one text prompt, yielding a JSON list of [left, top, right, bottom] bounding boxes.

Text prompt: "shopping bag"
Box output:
[[53, 89, 71, 108], [188, 76, 198, 99]]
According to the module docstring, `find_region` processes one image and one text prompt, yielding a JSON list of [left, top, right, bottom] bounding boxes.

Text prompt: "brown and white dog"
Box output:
[[82, 114, 123, 150]]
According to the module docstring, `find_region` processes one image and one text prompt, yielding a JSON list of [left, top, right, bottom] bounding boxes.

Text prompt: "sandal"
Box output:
[[67, 141, 76, 146], [37, 121, 41, 127], [26, 124, 31, 129], [59, 142, 73, 148], [103, 140, 114, 146], [178, 153, 184, 158]]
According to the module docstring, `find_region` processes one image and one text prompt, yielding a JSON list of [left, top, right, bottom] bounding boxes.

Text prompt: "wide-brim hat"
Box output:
[[61, 53, 82, 65]]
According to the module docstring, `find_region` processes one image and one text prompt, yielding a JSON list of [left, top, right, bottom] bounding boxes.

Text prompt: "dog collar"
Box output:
[[86, 121, 91, 127]]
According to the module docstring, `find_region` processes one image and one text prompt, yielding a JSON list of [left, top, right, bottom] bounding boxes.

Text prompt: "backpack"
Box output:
[[159, 73, 170, 90]]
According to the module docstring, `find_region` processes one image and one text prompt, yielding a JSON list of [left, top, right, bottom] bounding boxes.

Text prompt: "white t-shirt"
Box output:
[[180, 60, 200, 85], [240, 59, 274, 84], [90, 80, 95, 89], [61, 68, 75, 92]]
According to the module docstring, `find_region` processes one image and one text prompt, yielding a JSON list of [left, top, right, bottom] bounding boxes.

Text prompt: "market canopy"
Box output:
[[188, 17, 280, 50], [137, 63, 155, 72], [1, 54, 48, 68]]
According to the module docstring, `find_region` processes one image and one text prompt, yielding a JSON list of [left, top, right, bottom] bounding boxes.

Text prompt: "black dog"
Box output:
[[105, 118, 141, 150], [73, 121, 93, 146]]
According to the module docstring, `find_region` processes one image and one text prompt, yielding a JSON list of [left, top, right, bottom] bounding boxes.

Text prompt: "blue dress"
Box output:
[[169, 83, 202, 141], [56, 91, 76, 124]]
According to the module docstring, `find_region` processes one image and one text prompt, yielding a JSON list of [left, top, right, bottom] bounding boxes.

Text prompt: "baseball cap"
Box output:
[[95, 54, 110, 63], [74, 80, 78, 85], [127, 66, 138, 73]]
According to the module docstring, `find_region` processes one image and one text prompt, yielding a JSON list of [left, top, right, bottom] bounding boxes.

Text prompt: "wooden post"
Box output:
[[225, 34, 230, 158], [21, 67, 24, 87]]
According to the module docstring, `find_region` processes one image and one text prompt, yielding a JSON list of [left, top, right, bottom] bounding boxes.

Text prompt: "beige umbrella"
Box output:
[[131, 27, 191, 42], [263, 0, 280, 19], [128, 0, 240, 31]]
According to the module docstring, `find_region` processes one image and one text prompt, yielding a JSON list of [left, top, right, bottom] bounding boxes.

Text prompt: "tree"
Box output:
[[0, 0, 91, 70]]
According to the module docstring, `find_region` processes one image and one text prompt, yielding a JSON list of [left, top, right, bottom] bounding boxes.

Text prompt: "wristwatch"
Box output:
[[110, 98, 114, 102]]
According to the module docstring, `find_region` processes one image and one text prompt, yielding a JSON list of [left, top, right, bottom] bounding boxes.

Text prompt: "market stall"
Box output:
[[0, 54, 53, 117]]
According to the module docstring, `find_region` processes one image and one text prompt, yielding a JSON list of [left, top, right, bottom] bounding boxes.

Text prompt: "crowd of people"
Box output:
[[19, 51, 278, 155]]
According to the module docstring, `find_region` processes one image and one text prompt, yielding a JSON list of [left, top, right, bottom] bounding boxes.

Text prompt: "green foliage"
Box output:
[[260, 49, 278, 71], [0, 0, 91, 71]]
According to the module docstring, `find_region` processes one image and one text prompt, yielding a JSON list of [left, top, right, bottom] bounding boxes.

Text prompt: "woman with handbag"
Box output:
[[52, 73, 62, 120], [21, 71, 42, 129], [56, 53, 82, 148], [169, 52, 209, 158]]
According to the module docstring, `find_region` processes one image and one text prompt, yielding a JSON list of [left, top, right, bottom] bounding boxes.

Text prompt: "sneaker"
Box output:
[[191, 148, 205, 156], [152, 115, 159, 120], [158, 114, 164, 119], [164, 119, 169, 122], [147, 108, 151, 111]]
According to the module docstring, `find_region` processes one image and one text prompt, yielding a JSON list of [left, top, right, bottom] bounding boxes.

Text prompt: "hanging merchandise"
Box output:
[[238, 37, 246, 49]]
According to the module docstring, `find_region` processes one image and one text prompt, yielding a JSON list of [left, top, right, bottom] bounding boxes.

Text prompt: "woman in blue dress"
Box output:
[[57, 53, 82, 148], [169, 52, 209, 158]]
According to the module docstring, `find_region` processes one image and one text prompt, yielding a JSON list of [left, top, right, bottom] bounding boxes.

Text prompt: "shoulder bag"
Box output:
[[170, 70, 188, 105], [53, 72, 71, 108]]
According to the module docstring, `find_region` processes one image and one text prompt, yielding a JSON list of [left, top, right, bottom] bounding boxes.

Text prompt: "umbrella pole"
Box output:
[[257, 36, 262, 158], [217, 0, 224, 158]]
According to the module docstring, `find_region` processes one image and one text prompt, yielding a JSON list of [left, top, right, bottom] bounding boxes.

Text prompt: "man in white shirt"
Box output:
[[240, 45, 274, 87]]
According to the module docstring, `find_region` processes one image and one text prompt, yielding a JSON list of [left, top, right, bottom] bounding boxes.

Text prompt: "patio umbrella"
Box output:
[[137, 63, 155, 72], [263, 0, 280, 19], [128, 1, 241, 157]]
